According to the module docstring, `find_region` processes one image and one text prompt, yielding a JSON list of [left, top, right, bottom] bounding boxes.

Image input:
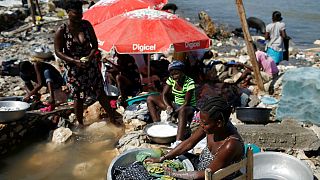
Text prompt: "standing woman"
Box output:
[[54, 0, 118, 126], [265, 11, 288, 65]]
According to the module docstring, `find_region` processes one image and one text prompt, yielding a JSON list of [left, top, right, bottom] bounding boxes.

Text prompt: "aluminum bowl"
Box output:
[[0, 101, 30, 123], [144, 122, 178, 144], [106, 148, 194, 180], [253, 152, 313, 180], [0, 96, 23, 101], [236, 107, 272, 124]]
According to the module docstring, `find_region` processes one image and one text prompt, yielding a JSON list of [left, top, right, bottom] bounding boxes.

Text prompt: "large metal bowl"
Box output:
[[253, 152, 313, 180], [106, 148, 194, 180], [144, 122, 178, 144], [236, 107, 272, 124], [0, 101, 30, 123]]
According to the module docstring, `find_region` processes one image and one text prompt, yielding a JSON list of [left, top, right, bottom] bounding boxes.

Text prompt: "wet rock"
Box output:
[[52, 127, 72, 143], [83, 101, 105, 125]]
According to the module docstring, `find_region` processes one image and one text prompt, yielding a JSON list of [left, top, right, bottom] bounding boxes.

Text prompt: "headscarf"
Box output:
[[168, 60, 185, 71]]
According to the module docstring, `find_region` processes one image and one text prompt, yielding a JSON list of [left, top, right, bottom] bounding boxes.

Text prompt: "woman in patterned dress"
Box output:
[[145, 96, 244, 180], [54, 0, 119, 126]]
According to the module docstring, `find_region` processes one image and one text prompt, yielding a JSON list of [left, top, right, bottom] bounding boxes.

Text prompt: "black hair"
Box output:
[[272, 11, 283, 21], [202, 50, 213, 60], [65, 0, 83, 11], [161, 3, 178, 14], [19, 61, 33, 74], [201, 96, 232, 125]]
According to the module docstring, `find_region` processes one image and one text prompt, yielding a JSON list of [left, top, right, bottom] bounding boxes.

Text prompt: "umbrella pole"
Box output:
[[147, 54, 151, 91], [235, 0, 265, 92]]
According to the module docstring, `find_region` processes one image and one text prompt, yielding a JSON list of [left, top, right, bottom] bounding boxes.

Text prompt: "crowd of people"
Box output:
[[16, 0, 289, 177]]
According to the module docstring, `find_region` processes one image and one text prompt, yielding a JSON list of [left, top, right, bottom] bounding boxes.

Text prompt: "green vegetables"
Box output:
[[136, 148, 164, 162], [163, 160, 184, 170]]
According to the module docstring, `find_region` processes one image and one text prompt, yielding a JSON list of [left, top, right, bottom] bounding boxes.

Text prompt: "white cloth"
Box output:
[[266, 21, 286, 51]]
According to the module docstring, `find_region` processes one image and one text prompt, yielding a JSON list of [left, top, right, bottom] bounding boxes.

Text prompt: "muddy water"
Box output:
[[0, 122, 125, 180]]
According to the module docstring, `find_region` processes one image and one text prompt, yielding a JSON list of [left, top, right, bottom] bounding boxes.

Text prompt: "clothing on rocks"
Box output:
[[60, 20, 105, 99]]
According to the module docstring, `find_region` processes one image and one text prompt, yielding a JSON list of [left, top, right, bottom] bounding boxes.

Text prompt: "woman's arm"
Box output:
[[207, 139, 243, 174], [161, 128, 207, 179], [145, 127, 206, 164], [86, 21, 98, 61], [162, 84, 172, 109], [24, 63, 44, 100]]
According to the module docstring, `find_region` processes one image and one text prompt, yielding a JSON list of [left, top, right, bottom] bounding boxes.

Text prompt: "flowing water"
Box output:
[[170, 0, 320, 48], [0, 122, 124, 180]]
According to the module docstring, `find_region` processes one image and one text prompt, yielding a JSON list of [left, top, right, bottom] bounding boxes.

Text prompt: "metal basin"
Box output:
[[0, 96, 23, 101], [144, 122, 177, 144], [236, 107, 272, 124], [0, 101, 30, 123], [253, 152, 313, 180], [106, 148, 194, 180]]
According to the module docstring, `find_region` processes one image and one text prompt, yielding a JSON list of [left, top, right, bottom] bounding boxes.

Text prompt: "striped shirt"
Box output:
[[166, 76, 196, 107]]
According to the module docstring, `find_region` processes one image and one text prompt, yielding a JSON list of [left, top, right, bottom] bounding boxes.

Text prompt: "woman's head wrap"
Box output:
[[168, 60, 185, 71]]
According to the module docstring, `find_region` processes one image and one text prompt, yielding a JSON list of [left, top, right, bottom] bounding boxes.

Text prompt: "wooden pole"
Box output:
[[235, 0, 265, 91], [27, 0, 36, 25], [34, 0, 42, 19]]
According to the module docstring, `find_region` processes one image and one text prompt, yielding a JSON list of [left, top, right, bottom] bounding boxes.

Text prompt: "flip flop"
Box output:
[[40, 104, 54, 112]]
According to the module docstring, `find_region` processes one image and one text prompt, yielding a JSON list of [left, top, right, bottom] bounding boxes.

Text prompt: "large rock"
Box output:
[[198, 11, 216, 38], [276, 67, 320, 125], [236, 119, 320, 151]]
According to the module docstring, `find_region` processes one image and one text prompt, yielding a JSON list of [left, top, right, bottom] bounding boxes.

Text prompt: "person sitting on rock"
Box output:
[[19, 61, 64, 110], [147, 60, 197, 147], [145, 96, 244, 179], [105, 53, 142, 107]]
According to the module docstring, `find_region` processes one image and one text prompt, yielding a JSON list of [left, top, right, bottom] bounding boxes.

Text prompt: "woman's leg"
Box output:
[[74, 95, 84, 126], [176, 106, 194, 141], [96, 88, 122, 124], [147, 95, 166, 122]]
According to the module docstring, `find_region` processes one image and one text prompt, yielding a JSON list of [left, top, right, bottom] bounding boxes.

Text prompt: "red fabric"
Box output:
[[94, 9, 210, 53], [83, 0, 167, 27]]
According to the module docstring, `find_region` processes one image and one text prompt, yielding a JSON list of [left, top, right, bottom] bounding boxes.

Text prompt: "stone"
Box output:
[[198, 11, 216, 38], [236, 119, 320, 151], [314, 40, 320, 45], [52, 127, 72, 143]]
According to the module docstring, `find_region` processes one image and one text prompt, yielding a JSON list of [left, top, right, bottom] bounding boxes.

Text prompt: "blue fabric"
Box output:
[[43, 69, 63, 90], [168, 60, 185, 71], [267, 47, 283, 64]]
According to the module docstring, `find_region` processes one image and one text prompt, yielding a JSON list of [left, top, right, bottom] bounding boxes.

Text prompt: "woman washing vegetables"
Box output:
[[145, 96, 244, 179]]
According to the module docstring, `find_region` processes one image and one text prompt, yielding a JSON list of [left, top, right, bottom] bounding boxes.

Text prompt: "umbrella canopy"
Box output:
[[94, 9, 211, 54], [83, 0, 167, 27]]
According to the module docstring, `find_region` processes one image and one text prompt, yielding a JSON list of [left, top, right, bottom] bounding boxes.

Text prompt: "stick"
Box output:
[[235, 0, 265, 91]]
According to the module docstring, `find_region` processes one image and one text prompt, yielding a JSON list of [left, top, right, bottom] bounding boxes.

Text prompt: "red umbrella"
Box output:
[[94, 9, 211, 54], [83, 0, 167, 27]]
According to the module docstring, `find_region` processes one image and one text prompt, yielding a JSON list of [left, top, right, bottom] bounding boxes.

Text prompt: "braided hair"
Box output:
[[201, 96, 232, 125]]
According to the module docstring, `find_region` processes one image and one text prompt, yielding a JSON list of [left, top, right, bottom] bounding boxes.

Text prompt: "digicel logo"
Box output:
[[185, 41, 200, 49], [132, 44, 156, 52]]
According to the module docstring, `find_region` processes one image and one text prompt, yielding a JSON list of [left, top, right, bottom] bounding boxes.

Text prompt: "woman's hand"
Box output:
[[75, 60, 88, 69], [166, 106, 174, 115], [144, 157, 162, 163]]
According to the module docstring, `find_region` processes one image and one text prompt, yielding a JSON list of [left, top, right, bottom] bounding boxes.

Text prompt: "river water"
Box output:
[[170, 0, 320, 48], [0, 122, 124, 180]]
